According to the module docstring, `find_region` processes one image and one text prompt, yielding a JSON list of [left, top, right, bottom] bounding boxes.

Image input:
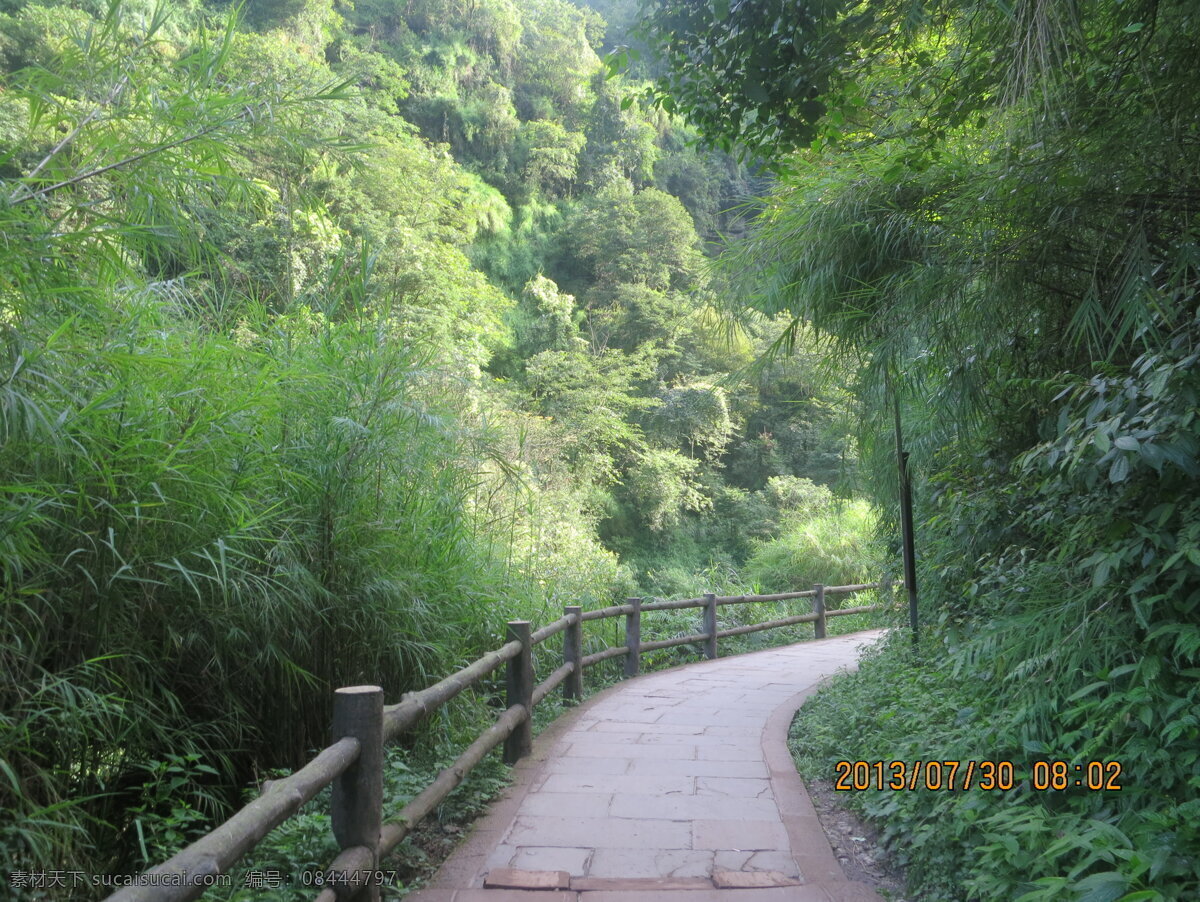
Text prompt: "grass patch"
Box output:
[[790, 627, 1199, 901]]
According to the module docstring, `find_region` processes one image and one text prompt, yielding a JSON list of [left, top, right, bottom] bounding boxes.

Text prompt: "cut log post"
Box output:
[[624, 597, 642, 677], [813, 584, 827, 639], [563, 605, 583, 701], [503, 621, 533, 764], [703, 593, 718, 659], [331, 686, 384, 902]]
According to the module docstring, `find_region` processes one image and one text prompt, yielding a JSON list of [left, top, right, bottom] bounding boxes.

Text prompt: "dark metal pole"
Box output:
[[893, 389, 919, 646]]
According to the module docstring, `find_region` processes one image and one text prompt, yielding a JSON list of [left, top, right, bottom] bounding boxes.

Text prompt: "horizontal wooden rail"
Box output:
[[580, 602, 636, 621], [383, 640, 521, 743], [532, 661, 575, 706], [827, 603, 880, 617], [824, 582, 879, 594], [531, 612, 577, 645], [109, 579, 896, 902], [639, 596, 706, 612], [311, 844, 375, 902], [638, 582, 878, 611], [581, 644, 629, 667], [714, 589, 816, 604], [717, 611, 818, 639], [639, 632, 711, 653], [378, 703, 527, 858]]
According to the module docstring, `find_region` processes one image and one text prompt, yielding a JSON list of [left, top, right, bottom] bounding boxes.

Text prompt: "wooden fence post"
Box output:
[[504, 620, 533, 764], [703, 593, 718, 659], [563, 605, 583, 701], [331, 685, 384, 902], [624, 597, 641, 677], [813, 584, 827, 639]]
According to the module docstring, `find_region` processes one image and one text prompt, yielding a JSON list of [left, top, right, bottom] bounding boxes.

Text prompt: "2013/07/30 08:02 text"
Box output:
[[834, 760, 1123, 791]]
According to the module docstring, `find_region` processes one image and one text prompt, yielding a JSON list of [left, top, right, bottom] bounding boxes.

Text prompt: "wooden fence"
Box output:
[[106, 581, 890, 902]]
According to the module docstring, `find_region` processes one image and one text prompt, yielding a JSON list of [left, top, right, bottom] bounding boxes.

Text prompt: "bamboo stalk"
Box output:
[[383, 640, 522, 743]]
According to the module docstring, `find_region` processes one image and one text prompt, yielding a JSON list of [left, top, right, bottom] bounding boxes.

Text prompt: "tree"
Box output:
[[579, 70, 657, 189], [628, 0, 863, 157], [512, 0, 603, 120], [562, 181, 702, 294], [517, 118, 586, 197]]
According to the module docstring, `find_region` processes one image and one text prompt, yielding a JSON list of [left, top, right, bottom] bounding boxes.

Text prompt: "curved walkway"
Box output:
[[408, 630, 887, 902]]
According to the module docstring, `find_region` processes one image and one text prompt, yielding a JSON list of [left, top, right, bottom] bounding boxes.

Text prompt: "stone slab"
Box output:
[[712, 849, 800, 878], [626, 758, 769, 779], [609, 793, 779, 821], [506, 814, 692, 850], [712, 869, 801, 888], [693, 818, 791, 851], [483, 868, 571, 890], [586, 847, 714, 879], [570, 877, 712, 891], [511, 846, 593, 874], [536, 773, 694, 795], [579, 889, 834, 902]]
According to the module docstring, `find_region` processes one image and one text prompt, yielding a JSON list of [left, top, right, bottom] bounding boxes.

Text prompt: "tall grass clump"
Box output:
[[744, 496, 879, 593], [0, 272, 525, 877]]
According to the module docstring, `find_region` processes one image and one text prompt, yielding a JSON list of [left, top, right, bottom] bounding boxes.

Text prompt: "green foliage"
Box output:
[[579, 69, 657, 189], [516, 118, 586, 198], [648, 381, 733, 460], [628, 0, 860, 157], [0, 0, 627, 881], [624, 447, 708, 533], [0, 0, 871, 885], [523, 344, 657, 484], [563, 181, 702, 295], [745, 498, 878, 593], [128, 754, 224, 866], [657, 0, 1200, 896]]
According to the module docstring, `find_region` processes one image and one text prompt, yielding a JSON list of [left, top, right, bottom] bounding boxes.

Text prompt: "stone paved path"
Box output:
[[407, 630, 887, 902]]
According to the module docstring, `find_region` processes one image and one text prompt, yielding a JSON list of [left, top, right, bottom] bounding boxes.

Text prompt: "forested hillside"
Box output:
[[628, 0, 1200, 899], [0, 0, 875, 888]]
